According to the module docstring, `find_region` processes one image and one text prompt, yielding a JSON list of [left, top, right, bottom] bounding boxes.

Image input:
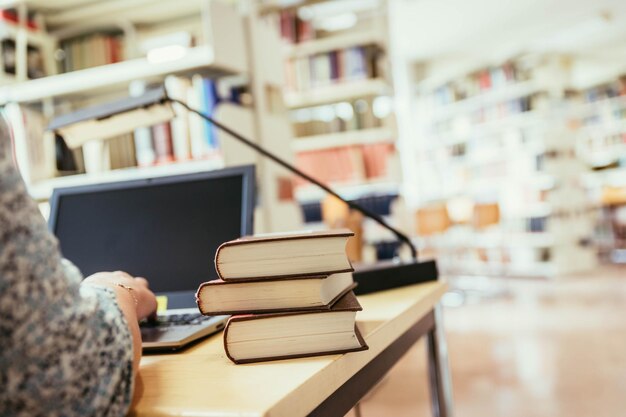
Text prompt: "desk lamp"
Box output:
[[48, 86, 438, 294]]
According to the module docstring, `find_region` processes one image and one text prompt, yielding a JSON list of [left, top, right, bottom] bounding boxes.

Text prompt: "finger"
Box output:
[[113, 270, 133, 279], [134, 277, 149, 287]]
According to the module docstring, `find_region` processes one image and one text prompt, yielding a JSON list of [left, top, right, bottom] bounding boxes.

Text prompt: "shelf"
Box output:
[[429, 80, 543, 122], [580, 119, 626, 137], [574, 95, 626, 118], [0, 23, 52, 47], [423, 110, 547, 148], [285, 78, 389, 108], [0, 45, 245, 104], [292, 127, 395, 152], [259, 0, 337, 14], [3, 0, 208, 29], [28, 157, 225, 201], [295, 179, 398, 202], [581, 167, 626, 189], [284, 28, 384, 58]]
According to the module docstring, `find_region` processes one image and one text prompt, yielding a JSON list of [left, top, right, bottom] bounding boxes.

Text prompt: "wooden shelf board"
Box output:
[[292, 127, 395, 152], [28, 157, 224, 201], [285, 78, 389, 108], [0, 45, 244, 104], [284, 29, 384, 58]]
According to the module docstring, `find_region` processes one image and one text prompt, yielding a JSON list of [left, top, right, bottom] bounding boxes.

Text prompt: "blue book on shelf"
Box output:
[[201, 78, 220, 149], [346, 47, 366, 80]]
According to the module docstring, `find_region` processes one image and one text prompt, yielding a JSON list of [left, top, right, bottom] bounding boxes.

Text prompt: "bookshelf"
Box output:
[[263, 0, 404, 260], [400, 56, 598, 277], [572, 76, 626, 263], [1, 0, 302, 234]]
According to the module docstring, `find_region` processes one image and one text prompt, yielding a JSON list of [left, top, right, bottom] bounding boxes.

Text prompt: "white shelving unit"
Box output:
[[398, 56, 597, 277], [1, 0, 302, 233]]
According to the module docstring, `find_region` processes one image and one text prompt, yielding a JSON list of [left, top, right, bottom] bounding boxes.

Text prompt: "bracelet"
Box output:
[[116, 283, 138, 307]]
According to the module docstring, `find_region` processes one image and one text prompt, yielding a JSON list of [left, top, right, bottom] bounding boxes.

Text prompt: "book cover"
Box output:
[[202, 77, 219, 149], [219, 228, 354, 247], [196, 279, 357, 316], [215, 229, 354, 281], [223, 291, 368, 364]]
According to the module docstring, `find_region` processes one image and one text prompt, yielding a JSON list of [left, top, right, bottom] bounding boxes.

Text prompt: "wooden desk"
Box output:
[[133, 281, 452, 417]]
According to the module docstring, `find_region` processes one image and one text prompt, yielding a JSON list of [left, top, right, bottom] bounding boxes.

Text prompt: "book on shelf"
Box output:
[[294, 143, 394, 186], [290, 96, 387, 137], [151, 122, 174, 164], [60, 31, 124, 72], [164, 75, 192, 161], [286, 45, 382, 92], [1, 39, 46, 79], [196, 271, 356, 315], [278, 9, 314, 44], [215, 229, 355, 280], [0, 8, 39, 30], [81, 133, 136, 174], [2, 103, 56, 184], [222, 290, 368, 364], [189, 75, 220, 159]]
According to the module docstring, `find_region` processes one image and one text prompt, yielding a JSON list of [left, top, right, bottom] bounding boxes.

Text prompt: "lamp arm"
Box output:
[[168, 97, 418, 260]]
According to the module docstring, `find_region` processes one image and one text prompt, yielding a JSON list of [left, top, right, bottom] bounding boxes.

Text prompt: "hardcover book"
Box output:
[[196, 272, 356, 315], [215, 229, 355, 280], [223, 290, 368, 364]]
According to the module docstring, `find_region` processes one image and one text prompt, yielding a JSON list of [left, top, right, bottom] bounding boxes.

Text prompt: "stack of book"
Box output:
[[196, 229, 368, 364]]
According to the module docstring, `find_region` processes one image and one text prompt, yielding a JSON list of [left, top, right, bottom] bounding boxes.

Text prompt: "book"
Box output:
[[215, 229, 355, 280], [223, 290, 368, 364], [151, 122, 174, 164], [3, 103, 56, 184], [164, 75, 192, 160], [196, 271, 356, 315]]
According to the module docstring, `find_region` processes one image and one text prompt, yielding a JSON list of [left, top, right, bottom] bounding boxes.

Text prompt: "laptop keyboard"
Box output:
[[140, 313, 213, 328]]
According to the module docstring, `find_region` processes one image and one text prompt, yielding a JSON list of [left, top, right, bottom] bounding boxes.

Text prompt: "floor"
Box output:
[[346, 265, 626, 417]]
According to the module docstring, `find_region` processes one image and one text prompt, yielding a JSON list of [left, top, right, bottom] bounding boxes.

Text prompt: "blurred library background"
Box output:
[[1, 0, 625, 415]]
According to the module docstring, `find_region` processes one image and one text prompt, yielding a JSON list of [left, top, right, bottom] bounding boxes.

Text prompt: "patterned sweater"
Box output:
[[0, 123, 133, 415]]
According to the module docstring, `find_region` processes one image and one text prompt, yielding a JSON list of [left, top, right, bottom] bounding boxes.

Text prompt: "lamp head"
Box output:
[[47, 87, 175, 149]]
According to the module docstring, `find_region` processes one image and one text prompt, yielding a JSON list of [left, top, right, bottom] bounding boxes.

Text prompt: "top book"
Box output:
[[215, 229, 354, 280]]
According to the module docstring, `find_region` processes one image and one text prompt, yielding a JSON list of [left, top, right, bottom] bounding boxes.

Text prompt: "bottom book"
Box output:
[[223, 291, 368, 364]]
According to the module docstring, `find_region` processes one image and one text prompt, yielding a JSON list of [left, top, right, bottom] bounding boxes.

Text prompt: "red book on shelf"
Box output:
[[0, 9, 38, 29], [151, 122, 174, 164]]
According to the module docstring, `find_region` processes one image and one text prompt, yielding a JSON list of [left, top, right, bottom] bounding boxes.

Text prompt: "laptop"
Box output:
[[48, 165, 255, 352]]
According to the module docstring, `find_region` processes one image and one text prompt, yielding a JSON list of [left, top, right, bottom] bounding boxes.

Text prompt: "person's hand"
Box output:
[[83, 271, 157, 320]]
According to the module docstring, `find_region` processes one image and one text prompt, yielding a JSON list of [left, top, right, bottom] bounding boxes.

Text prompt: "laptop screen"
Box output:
[[49, 166, 255, 309]]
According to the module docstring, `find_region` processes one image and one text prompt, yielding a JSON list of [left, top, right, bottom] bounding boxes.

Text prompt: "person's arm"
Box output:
[[82, 272, 157, 376], [0, 117, 155, 416]]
